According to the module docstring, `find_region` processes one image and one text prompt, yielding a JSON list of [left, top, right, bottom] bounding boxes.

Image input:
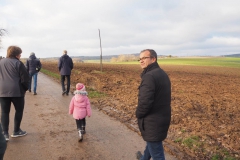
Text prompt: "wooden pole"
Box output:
[[98, 29, 103, 72]]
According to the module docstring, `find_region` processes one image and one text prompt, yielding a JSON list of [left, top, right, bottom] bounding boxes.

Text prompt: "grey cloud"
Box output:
[[1, 0, 240, 57]]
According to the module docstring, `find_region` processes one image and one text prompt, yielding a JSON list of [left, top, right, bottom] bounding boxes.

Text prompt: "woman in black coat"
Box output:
[[0, 46, 29, 141]]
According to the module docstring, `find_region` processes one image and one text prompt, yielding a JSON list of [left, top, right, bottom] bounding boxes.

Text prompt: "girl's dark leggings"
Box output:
[[0, 97, 25, 133], [75, 118, 86, 129]]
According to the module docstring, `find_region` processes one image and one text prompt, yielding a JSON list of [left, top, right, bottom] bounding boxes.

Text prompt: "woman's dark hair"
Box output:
[[140, 49, 157, 59], [6, 46, 22, 58]]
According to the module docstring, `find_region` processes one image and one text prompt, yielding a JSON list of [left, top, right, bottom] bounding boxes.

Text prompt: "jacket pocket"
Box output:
[[138, 118, 145, 131]]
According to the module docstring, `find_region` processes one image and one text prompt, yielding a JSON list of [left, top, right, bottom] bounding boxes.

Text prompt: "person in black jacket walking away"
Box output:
[[0, 46, 29, 141], [135, 49, 171, 160], [58, 50, 73, 96], [26, 52, 42, 95]]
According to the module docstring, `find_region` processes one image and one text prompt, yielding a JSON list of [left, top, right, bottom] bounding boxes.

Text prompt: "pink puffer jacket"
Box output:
[[69, 91, 92, 120]]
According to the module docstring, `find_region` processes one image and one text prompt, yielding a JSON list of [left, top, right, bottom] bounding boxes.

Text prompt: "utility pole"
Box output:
[[98, 29, 103, 72]]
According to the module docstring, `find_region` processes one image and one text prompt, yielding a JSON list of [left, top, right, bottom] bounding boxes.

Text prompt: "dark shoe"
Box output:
[[78, 130, 83, 142], [33, 92, 37, 95], [136, 151, 143, 160], [3, 133, 9, 141], [82, 126, 86, 134], [66, 92, 69, 96], [62, 91, 66, 95], [28, 90, 31, 92], [11, 129, 27, 138]]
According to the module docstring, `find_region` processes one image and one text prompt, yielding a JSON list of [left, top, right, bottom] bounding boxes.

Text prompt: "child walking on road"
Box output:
[[69, 83, 92, 142]]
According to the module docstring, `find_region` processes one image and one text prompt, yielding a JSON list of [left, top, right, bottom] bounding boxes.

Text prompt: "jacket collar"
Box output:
[[11, 57, 20, 60], [61, 54, 69, 59], [28, 55, 36, 60], [140, 62, 159, 78]]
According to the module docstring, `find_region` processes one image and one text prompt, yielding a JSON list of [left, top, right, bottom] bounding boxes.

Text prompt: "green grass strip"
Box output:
[[40, 68, 60, 79], [88, 88, 106, 98], [110, 57, 240, 68]]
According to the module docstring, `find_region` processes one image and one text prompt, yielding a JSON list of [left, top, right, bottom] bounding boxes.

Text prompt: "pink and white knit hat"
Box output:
[[76, 83, 86, 91]]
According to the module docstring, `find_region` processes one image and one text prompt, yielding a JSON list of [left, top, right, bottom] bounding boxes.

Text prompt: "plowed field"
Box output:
[[41, 62, 240, 160]]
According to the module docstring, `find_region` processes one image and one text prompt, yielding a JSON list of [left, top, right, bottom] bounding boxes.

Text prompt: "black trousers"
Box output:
[[61, 75, 70, 93], [0, 97, 25, 133], [75, 118, 86, 130]]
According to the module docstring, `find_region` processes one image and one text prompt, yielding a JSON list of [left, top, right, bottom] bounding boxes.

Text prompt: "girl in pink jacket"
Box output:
[[69, 83, 92, 142]]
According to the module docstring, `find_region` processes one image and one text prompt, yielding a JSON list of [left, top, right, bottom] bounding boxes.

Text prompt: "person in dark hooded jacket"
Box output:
[[26, 52, 42, 95], [58, 50, 73, 96], [135, 49, 171, 160]]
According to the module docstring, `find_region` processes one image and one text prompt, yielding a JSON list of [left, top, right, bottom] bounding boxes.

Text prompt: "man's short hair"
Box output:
[[63, 50, 67, 55], [6, 46, 22, 58], [141, 49, 157, 59]]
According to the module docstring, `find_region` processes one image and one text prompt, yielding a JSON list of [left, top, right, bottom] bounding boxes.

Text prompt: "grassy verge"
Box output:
[[41, 68, 106, 98], [174, 135, 237, 160], [157, 57, 240, 68], [88, 88, 106, 98], [182, 136, 202, 149], [110, 57, 240, 68], [40, 68, 60, 79]]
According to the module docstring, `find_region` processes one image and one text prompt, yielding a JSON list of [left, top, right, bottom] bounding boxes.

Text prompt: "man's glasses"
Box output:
[[138, 57, 151, 61]]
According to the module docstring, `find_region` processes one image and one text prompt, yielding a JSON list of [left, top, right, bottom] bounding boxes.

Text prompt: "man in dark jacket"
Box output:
[[26, 52, 42, 95], [136, 49, 171, 160], [58, 50, 73, 96]]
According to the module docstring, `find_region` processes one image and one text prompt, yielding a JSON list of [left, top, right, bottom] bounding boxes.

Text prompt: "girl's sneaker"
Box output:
[[11, 129, 27, 138], [78, 130, 83, 142]]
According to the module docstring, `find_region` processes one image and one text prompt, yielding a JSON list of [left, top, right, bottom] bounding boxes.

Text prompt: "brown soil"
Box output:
[[42, 62, 240, 160]]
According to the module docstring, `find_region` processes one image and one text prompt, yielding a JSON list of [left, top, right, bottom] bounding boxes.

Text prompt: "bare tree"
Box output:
[[0, 29, 7, 49], [0, 29, 6, 36]]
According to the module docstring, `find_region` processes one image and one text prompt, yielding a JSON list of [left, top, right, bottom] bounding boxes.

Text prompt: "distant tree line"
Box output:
[[110, 54, 173, 62], [110, 54, 138, 62], [224, 54, 240, 57]]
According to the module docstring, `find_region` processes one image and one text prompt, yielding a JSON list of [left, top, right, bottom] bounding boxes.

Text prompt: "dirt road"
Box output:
[[4, 72, 177, 160]]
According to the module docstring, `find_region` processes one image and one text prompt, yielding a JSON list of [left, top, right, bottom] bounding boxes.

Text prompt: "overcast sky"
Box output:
[[1, 0, 240, 58]]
